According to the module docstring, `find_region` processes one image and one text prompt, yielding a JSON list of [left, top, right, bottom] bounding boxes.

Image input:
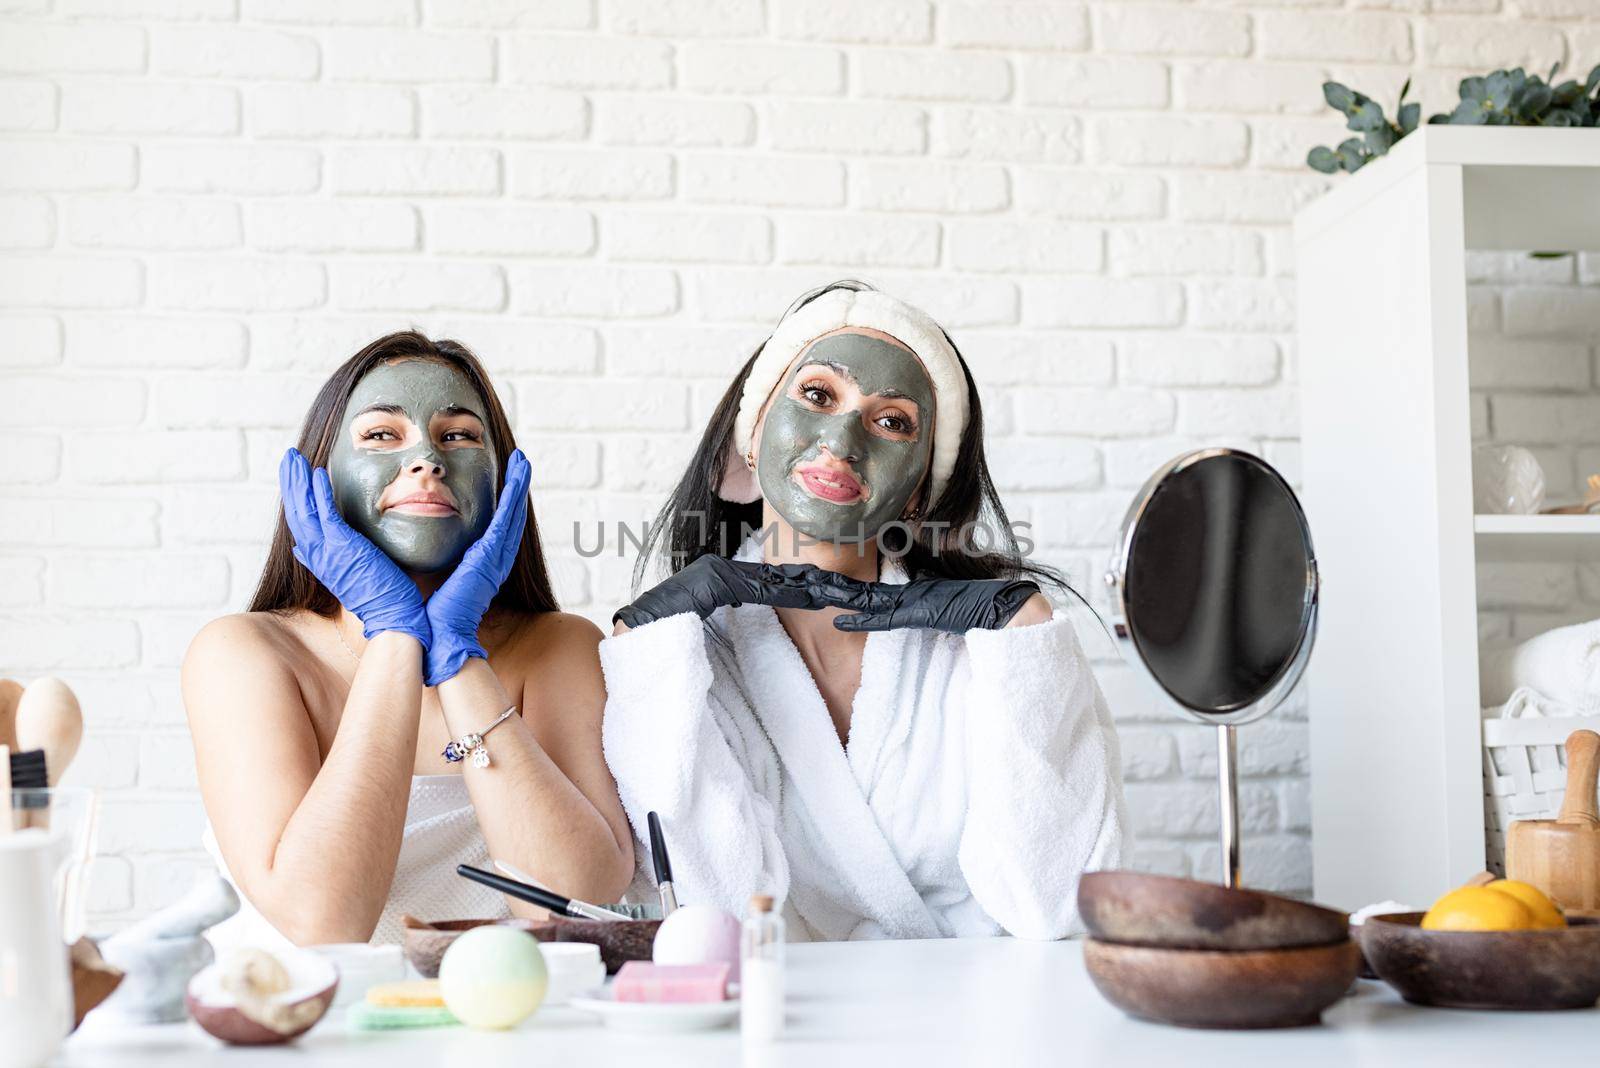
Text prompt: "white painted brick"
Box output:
[[0, 81, 57, 131], [1022, 56, 1167, 108], [0, 257, 142, 309], [138, 732, 198, 790], [512, 378, 688, 431], [0, 194, 52, 248], [1188, 279, 1296, 332], [0, 141, 137, 192], [1104, 436, 1233, 488], [506, 436, 601, 488], [154, 373, 320, 428], [776, 214, 940, 268], [65, 315, 247, 370], [1174, 173, 1329, 224], [0, 314, 60, 367], [1023, 278, 1183, 328], [961, 332, 1114, 387], [852, 160, 1008, 213], [687, 266, 849, 323], [1467, 289, 1499, 333], [0, 499, 158, 547], [1492, 394, 1600, 444], [98, 799, 206, 855], [0, 24, 145, 74], [1478, 560, 1578, 609], [948, 219, 1101, 273], [330, 261, 505, 312], [420, 86, 587, 140], [150, 259, 324, 312], [249, 201, 418, 253], [1252, 116, 1348, 171], [8, 436, 61, 483], [607, 211, 771, 264], [1127, 782, 1277, 837], [1423, 18, 1565, 67], [0, 617, 139, 670], [1175, 61, 1329, 114], [66, 196, 241, 250], [1019, 387, 1174, 437], [249, 84, 415, 139], [248, 315, 411, 372], [506, 35, 673, 90], [330, 146, 500, 195], [607, 0, 764, 37], [856, 51, 1012, 102], [1259, 12, 1412, 61], [770, 100, 927, 156], [939, 2, 1089, 50], [600, 433, 702, 491], [62, 83, 238, 136], [1109, 226, 1263, 277], [143, 145, 320, 195], [1096, 5, 1251, 57], [510, 147, 673, 200], [242, 0, 416, 25], [1469, 336, 1590, 390], [680, 42, 844, 95], [597, 97, 754, 148], [1089, 115, 1249, 167], [59, 0, 233, 16], [1127, 844, 1189, 879], [684, 154, 843, 208], [775, 0, 931, 44], [59, 734, 135, 792], [1177, 387, 1300, 437], [322, 29, 495, 82], [1471, 392, 1490, 440], [509, 265, 678, 318], [1511, 0, 1597, 14], [430, 319, 602, 375], [69, 430, 244, 483], [934, 106, 1080, 163], [150, 26, 321, 80], [0, 557, 43, 606], [1016, 169, 1164, 220], [1504, 287, 1600, 337], [602, 323, 763, 377], [1465, 250, 1574, 285], [1122, 336, 1279, 387], [986, 437, 1101, 491], [424, 0, 593, 30], [869, 272, 1020, 328], [163, 486, 277, 546], [427, 204, 593, 256]]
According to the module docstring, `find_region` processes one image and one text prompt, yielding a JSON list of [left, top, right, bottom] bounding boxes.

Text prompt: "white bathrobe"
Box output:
[[600, 542, 1126, 942]]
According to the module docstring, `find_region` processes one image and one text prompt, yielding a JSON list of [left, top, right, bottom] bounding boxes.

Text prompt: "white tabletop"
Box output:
[[58, 937, 1596, 1067]]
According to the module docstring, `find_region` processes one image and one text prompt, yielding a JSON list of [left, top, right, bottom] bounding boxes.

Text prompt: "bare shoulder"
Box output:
[[490, 610, 605, 702], [182, 612, 308, 719]]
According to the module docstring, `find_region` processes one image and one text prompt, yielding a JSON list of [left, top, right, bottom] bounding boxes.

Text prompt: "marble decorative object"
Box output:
[[94, 872, 240, 1024], [1472, 444, 1545, 515]]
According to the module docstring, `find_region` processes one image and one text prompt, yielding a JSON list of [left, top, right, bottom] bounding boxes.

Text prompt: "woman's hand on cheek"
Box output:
[[829, 576, 1042, 635], [278, 448, 431, 650], [424, 449, 532, 687]]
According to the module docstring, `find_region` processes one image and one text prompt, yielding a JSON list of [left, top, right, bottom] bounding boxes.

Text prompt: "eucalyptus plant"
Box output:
[[1308, 62, 1600, 175]]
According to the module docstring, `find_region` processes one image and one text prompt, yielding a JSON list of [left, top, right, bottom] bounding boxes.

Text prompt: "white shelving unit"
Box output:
[[1295, 127, 1600, 909]]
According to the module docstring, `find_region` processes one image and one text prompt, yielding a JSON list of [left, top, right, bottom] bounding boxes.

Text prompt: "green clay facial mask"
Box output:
[[756, 332, 934, 544], [327, 359, 498, 574]]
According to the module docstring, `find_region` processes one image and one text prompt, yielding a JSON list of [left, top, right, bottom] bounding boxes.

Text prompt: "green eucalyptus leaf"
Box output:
[[1449, 100, 1487, 125], [1364, 124, 1396, 154], [1545, 108, 1577, 126], [1399, 101, 1420, 133], [1335, 138, 1367, 171], [1587, 63, 1600, 95], [1486, 71, 1515, 110], [1460, 76, 1487, 101], [1307, 145, 1339, 173], [1553, 80, 1583, 107], [1323, 82, 1356, 112], [1518, 83, 1553, 115], [1348, 97, 1386, 131], [1549, 61, 1562, 83]]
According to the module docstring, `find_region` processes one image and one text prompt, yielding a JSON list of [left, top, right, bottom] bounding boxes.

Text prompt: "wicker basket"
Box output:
[[1482, 714, 1600, 875]]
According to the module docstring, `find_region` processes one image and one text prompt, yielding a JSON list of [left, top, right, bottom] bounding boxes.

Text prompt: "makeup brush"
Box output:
[[4, 747, 49, 834], [456, 865, 629, 923], [647, 811, 679, 917]]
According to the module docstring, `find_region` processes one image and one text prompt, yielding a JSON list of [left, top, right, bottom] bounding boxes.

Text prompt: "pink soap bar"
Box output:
[[613, 961, 731, 1003]]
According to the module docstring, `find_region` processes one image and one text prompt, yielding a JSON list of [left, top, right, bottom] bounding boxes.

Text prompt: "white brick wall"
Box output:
[[2, 0, 1596, 929]]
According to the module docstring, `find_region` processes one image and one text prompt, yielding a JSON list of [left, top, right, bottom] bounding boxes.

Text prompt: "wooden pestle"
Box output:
[[0, 678, 22, 750], [1507, 729, 1600, 911]]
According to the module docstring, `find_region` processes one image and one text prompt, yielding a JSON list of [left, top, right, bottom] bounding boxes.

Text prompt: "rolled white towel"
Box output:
[[1479, 620, 1600, 711]]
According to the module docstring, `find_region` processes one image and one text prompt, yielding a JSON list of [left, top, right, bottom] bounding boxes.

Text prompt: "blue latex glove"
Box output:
[[278, 448, 431, 650], [424, 449, 532, 687]]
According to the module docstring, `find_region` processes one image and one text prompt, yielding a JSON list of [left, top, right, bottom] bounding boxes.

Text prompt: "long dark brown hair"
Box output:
[[633, 280, 1067, 593], [248, 331, 559, 618]]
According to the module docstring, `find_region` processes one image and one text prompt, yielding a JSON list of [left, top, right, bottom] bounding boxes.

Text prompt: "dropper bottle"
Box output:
[[740, 893, 784, 1041]]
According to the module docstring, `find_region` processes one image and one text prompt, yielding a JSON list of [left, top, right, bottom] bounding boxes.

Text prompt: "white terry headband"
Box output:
[[717, 287, 969, 506]]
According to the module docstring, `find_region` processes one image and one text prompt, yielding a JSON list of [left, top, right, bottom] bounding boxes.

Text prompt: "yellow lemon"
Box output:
[[1420, 886, 1536, 931], [1486, 879, 1566, 929]]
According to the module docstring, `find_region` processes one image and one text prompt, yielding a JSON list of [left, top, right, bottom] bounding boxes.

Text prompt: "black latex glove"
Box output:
[[614, 555, 869, 629], [828, 576, 1041, 634]]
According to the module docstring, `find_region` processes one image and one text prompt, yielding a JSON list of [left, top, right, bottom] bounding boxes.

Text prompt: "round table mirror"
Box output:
[[1106, 448, 1319, 887]]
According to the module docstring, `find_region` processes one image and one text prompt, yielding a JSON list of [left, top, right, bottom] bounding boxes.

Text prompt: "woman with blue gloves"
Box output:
[[184, 332, 633, 948]]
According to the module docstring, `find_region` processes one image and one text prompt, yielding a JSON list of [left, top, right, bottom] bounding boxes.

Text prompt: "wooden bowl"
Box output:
[[1078, 871, 1350, 950], [1083, 938, 1360, 1029], [1361, 913, 1600, 1010], [401, 914, 661, 977]]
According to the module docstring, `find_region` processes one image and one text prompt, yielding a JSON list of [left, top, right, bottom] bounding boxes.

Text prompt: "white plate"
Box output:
[[568, 987, 739, 1034]]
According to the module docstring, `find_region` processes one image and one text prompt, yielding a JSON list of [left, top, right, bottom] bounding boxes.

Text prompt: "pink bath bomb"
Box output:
[[651, 906, 742, 981]]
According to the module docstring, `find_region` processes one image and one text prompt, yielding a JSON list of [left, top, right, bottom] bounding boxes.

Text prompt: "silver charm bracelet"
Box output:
[[442, 705, 516, 769]]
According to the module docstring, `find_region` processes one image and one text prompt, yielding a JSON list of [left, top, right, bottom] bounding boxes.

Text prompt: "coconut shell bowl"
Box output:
[[1360, 913, 1600, 1011], [402, 914, 661, 977]]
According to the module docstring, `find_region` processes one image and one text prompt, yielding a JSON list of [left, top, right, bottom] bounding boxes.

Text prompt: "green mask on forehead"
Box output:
[[327, 359, 499, 574], [756, 333, 934, 544]]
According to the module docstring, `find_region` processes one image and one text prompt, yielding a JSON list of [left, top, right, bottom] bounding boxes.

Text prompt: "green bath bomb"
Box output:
[[437, 926, 548, 1029]]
